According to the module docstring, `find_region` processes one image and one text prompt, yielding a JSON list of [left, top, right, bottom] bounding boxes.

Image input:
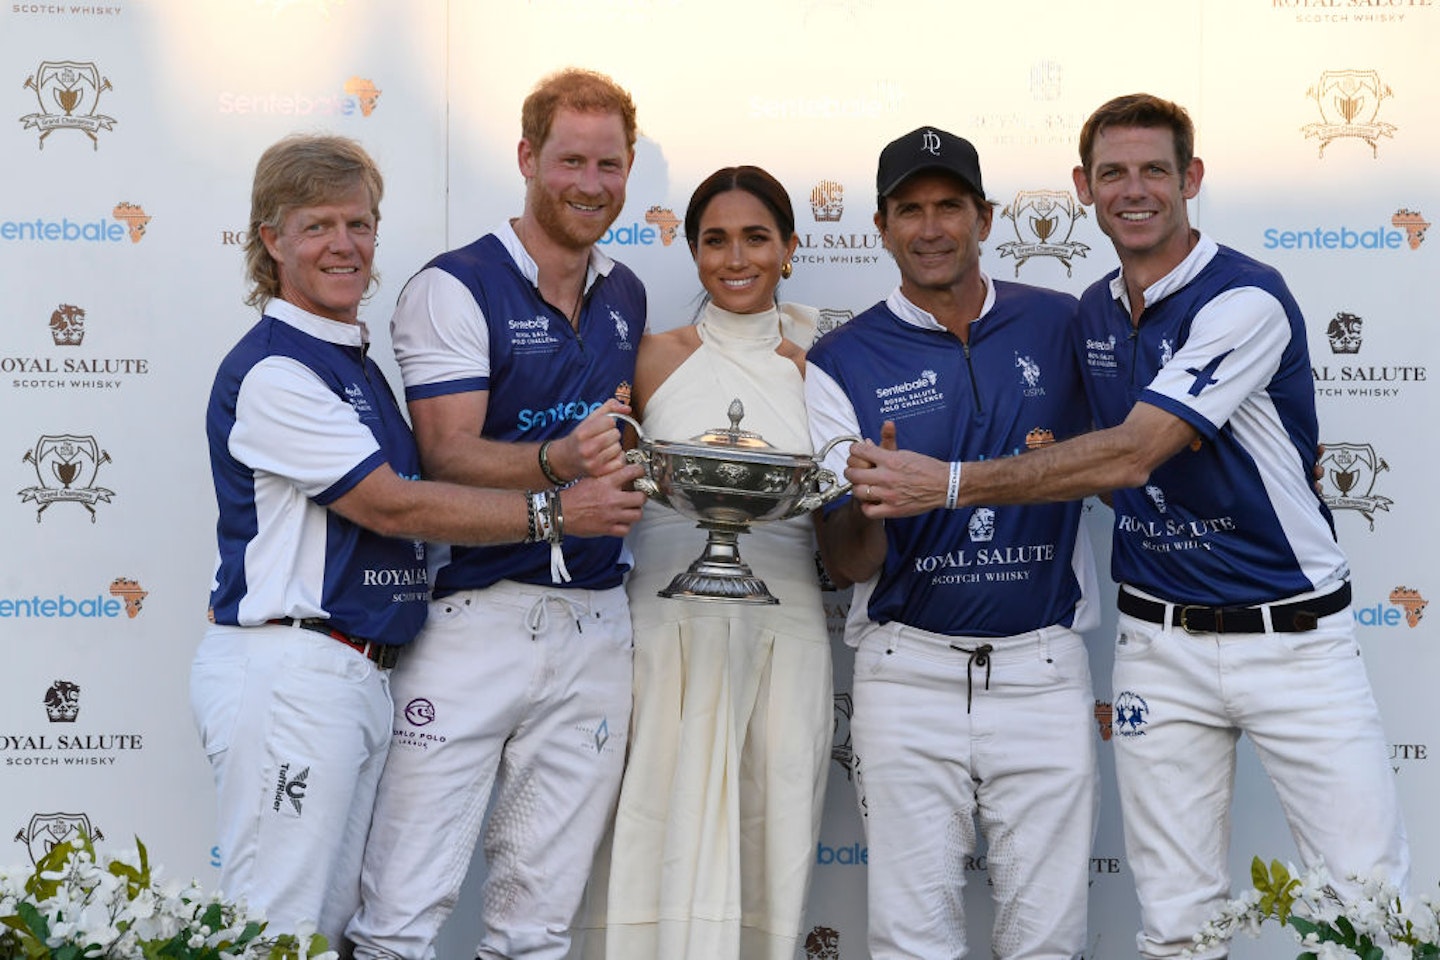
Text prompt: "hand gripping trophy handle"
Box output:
[[612, 413, 668, 504], [780, 433, 860, 519]]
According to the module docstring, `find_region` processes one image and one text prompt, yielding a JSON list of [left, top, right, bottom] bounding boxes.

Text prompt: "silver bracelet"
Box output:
[[538, 440, 566, 487]]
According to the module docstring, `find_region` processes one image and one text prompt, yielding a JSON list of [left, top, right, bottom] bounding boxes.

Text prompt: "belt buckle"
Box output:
[[1177, 604, 1210, 635]]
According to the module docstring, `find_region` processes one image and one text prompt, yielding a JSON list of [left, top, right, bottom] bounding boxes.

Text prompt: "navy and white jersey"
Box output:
[[207, 299, 428, 644], [1077, 232, 1347, 606], [391, 224, 645, 595], [807, 279, 1098, 641]]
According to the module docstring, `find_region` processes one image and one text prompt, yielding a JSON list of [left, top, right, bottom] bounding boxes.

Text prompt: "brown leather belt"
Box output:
[[1115, 582, 1351, 635], [269, 617, 401, 668]]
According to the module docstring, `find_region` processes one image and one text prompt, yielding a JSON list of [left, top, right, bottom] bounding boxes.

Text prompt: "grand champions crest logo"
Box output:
[[1319, 441, 1393, 528], [18, 434, 114, 521], [1301, 69, 1396, 158], [996, 190, 1089, 276], [19, 61, 116, 149]]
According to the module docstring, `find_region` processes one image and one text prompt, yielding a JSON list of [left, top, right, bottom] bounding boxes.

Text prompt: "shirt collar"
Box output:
[[884, 270, 996, 331], [1108, 230, 1219, 313], [499, 220, 615, 294], [265, 298, 369, 347]]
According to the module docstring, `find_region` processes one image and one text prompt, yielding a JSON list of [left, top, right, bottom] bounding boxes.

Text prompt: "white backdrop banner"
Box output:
[[1, 2, 1434, 959]]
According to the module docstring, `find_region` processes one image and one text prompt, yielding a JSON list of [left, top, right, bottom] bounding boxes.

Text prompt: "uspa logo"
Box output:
[[19, 61, 115, 149], [1301, 69, 1396, 158], [1319, 441, 1393, 528], [996, 190, 1090, 276], [809, 180, 844, 223], [13, 812, 104, 864], [18, 434, 114, 521]]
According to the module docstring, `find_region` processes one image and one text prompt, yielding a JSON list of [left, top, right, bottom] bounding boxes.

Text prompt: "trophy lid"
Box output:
[[689, 399, 774, 450]]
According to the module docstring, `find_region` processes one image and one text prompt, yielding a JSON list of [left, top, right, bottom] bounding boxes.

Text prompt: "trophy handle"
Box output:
[[613, 414, 669, 506], [778, 434, 861, 519]]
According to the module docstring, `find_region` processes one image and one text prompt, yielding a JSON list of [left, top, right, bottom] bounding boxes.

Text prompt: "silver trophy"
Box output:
[[618, 399, 857, 604]]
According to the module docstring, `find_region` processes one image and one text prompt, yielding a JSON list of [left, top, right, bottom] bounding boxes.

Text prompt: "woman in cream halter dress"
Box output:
[[594, 168, 834, 960]]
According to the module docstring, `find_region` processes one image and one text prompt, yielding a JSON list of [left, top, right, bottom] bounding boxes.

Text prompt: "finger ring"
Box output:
[[865, 485, 874, 500]]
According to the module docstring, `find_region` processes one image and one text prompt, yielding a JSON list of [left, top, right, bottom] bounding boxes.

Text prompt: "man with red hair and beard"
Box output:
[[347, 68, 648, 960]]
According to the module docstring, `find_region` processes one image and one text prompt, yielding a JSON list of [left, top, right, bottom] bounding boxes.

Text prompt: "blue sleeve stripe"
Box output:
[[315, 450, 388, 506], [405, 377, 488, 401]]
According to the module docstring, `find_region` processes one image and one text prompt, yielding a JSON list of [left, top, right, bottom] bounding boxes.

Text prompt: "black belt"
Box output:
[[268, 617, 401, 668], [1116, 582, 1351, 635]]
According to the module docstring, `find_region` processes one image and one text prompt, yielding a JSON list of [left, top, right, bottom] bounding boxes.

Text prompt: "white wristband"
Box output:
[[945, 460, 962, 510]]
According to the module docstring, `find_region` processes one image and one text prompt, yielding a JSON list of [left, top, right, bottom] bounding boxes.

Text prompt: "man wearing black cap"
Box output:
[[804, 127, 1100, 959]]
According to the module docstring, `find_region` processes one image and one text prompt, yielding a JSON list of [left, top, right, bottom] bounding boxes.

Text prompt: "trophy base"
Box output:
[[658, 525, 780, 604]]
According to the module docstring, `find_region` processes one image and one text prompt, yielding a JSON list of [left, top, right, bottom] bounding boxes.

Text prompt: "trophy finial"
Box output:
[[727, 398, 745, 432]]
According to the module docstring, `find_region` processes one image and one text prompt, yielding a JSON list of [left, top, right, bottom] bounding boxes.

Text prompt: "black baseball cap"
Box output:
[[876, 126, 985, 200]]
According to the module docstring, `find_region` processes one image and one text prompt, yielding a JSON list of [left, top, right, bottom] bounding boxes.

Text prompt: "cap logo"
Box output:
[[921, 129, 942, 156]]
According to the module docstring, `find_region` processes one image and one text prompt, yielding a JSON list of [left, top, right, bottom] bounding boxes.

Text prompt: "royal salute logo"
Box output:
[[1111, 691, 1149, 737], [2, 302, 152, 393], [1145, 484, 1168, 514], [1390, 741, 1429, 775], [1327, 311, 1363, 354], [1318, 442, 1393, 529], [802, 925, 841, 960], [831, 692, 853, 779], [44, 681, 81, 723], [996, 190, 1090, 277], [19, 61, 115, 149], [1030, 59, 1063, 101], [1301, 69, 1397, 158], [18, 434, 114, 522], [809, 179, 844, 223], [3, 680, 145, 768], [968, 507, 996, 544], [1314, 309, 1428, 399], [13, 813, 104, 864], [49, 304, 85, 345]]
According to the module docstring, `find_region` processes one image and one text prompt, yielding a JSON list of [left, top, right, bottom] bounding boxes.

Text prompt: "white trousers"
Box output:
[[851, 622, 1098, 960], [347, 581, 633, 960], [1111, 602, 1409, 960], [190, 621, 394, 952]]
